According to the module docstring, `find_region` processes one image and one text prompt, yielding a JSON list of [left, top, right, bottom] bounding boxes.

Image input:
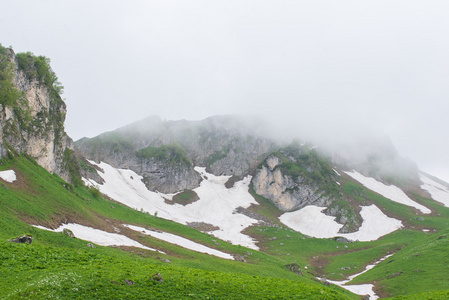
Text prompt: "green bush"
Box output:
[[16, 51, 63, 95]]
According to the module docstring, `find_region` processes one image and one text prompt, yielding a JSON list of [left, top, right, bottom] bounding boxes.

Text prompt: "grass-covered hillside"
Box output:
[[0, 154, 355, 299], [2, 151, 449, 299], [244, 163, 449, 299]]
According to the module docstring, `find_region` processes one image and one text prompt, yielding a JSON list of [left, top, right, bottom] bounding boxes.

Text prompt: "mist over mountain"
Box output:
[[3, 42, 449, 299], [2, 1, 449, 297], [3, 1, 448, 182]]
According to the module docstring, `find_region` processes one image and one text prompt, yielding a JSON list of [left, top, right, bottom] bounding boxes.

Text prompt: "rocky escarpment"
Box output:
[[0, 46, 74, 182], [75, 115, 275, 193], [252, 145, 362, 232], [252, 144, 340, 211]]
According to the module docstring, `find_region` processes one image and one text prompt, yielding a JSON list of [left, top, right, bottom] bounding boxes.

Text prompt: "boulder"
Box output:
[[10, 234, 33, 244], [285, 263, 303, 276], [334, 237, 353, 243], [62, 228, 75, 238]]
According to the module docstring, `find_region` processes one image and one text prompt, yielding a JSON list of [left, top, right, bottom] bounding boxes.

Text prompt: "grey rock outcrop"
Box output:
[[62, 228, 75, 238], [75, 115, 275, 193], [138, 159, 200, 193], [0, 47, 74, 182], [252, 153, 336, 211], [285, 263, 303, 276], [324, 202, 362, 233], [10, 234, 34, 244]]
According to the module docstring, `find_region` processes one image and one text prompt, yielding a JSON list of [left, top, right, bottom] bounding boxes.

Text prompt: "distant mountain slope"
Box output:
[[75, 115, 428, 235]]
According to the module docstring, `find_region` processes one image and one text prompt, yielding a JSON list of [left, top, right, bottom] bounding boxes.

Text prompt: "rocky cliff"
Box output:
[[0, 46, 74, 182], [251, 144, 362, 232], [75, 115, 275, 193], [252, 143, 340, 211]]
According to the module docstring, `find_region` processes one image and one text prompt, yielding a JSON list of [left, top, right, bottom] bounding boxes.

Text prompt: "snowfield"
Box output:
[[84, 162, 260, 250], [420, 174, 449, 207], [124, 224, 234, 260], [33, 223, 162, 252], [280, 204, 402, 241], [345, 170, 431, 214], [0, 170, 16, 183]]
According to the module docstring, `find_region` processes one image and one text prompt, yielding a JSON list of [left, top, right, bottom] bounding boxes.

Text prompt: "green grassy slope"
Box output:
[[245, 171, 449, 298], [0, 154, 355, 299], [3, 153, 449, 299]]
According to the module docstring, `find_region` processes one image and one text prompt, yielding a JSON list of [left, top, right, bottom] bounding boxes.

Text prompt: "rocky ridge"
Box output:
[[75, 115, 275, 193]]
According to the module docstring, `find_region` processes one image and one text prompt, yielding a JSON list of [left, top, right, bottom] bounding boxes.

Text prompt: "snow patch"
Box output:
[[280, 206, 342, 238], [0, 170, 16, 183], [33, 223, 162, 252], [280, 204, 402, 241], [419, 174, 449, 207], [345, 170, 431, 214], [124, 224, 234, 260], [333, 169, 341, 176], [87, 161, 260, 250], [324, 253, 394, 299]]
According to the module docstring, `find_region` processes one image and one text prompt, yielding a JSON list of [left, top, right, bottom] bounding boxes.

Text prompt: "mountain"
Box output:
[[75, 115, 276, 193], [75, 115, 422, 237], [2, 45, 449, 299], [74, 115, 449, 299]]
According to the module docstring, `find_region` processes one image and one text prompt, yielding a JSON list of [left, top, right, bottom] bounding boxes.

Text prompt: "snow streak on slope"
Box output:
[[84, 161, 260, 250], [345, 170, 431, 214], [325, 253, 394, 300], [420, 174, 449, 207], [33, 223, 161, 252], [0, 170, 16, 182], [280, 205, 402, 241], [124, 224, 234, 260]]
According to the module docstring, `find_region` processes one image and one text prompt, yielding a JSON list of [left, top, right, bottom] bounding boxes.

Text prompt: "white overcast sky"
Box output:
[[2, 1, 449, 181]]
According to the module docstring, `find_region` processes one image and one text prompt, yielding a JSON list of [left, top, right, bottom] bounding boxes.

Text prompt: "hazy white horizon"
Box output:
[[2, 1, 449, 182]]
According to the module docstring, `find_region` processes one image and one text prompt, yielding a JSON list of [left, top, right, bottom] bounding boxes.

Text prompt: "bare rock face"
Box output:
[[0, 48, 73, 182], [137, 159, 201, 193], [252, 147, 339, 212], [75, 115, 274, 193], [252, 156, 299, 211]]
